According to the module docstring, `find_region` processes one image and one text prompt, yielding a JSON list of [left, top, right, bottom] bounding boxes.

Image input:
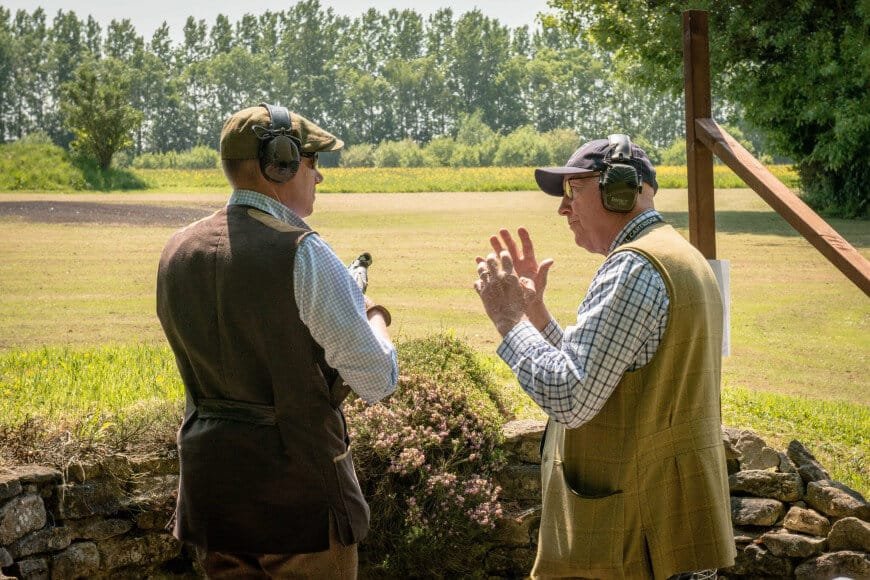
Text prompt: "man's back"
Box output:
[[157, 205, 370, 554]]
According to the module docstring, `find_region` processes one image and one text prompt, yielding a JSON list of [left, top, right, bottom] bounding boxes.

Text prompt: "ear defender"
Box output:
[[253, 103, 302, 183], [599, 134, 642, 213]]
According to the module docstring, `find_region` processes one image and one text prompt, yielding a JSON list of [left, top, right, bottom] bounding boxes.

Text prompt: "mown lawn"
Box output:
[[0, 188, 867, 492]]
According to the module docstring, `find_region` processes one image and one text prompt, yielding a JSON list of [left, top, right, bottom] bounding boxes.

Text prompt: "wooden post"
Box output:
[[683, 10, 716, 259], [695, 119, 870, 297]]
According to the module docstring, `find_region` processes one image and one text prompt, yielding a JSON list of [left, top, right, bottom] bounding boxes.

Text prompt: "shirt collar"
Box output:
[[227, 189, 311, 230], [609, 209, 664, 253]]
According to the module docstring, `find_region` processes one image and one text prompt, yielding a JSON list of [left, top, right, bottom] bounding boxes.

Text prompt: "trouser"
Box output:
[[198, 514, 357, 579]]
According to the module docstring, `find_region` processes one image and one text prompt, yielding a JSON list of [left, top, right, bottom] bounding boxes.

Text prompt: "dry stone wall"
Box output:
[[0, 453, 194, 579], [1, 421, 868, 579]]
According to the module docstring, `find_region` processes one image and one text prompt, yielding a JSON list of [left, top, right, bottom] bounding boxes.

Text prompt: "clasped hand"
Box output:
[[474, 228, 553, 336]]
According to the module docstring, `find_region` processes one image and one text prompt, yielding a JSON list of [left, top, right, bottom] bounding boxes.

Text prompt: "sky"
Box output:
[[4, 0, 554, 41]]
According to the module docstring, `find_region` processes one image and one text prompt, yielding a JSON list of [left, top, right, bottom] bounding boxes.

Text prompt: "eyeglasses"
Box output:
[[562, 173, 600, 200], [300, 151, 318, 168]]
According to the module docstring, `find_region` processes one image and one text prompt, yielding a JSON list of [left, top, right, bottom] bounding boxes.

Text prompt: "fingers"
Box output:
[[498, 228, 521, 262], [477, 260, 490, 281], [518, 227, 536, 261], [499, 250, 514, 276], [489, 235, 504, 256], [538, 258, 554, 289]]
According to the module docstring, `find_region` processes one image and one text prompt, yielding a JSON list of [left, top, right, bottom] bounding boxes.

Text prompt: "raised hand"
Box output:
[[489, 227, 553, 308], [474, 250, 536, 336]]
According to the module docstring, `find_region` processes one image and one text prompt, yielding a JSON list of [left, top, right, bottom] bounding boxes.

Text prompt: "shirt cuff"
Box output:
[[496, 320, 546, 367]]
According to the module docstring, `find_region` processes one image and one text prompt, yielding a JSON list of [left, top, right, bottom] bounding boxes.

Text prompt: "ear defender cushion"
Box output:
[[599, 134, 641, 212], [258, 103, 301, 183], [600, 163, 641, 212], [261, 135, 300, 183]]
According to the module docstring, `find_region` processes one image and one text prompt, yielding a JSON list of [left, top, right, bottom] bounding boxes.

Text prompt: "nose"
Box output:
[[558, 195, 572, 216], [314, 169, 323, 184]]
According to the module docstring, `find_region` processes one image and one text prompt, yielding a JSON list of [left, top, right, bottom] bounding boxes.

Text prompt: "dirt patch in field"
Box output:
[[0, 200, 219, 227]]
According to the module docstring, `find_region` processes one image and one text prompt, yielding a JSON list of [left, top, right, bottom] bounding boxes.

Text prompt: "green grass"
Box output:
[[132, 165, 799, 193]]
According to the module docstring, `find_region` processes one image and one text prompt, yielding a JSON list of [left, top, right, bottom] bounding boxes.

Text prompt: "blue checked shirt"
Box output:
[[497, 209, 670, 428], [228, 190, 398, 404]]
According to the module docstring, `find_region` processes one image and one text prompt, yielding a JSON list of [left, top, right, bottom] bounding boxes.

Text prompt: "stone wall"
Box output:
[[0, 453, 194, 579], [490, 420, 870, 579], [2, 421, 868, 579]]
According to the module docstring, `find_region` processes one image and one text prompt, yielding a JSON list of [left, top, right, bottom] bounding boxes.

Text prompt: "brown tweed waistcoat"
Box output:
[[156, 204, 369, 554]]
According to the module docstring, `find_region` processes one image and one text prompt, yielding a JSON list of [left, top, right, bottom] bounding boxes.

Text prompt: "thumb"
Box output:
[[538, 259, 554, 289]]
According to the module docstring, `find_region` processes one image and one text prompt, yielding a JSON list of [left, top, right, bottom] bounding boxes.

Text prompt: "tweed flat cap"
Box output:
[[220, 105, 344, 160]]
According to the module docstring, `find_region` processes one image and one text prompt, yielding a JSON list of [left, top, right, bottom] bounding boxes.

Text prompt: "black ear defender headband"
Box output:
[[599, 134, 642, 213], [252, 103, 301, 183]]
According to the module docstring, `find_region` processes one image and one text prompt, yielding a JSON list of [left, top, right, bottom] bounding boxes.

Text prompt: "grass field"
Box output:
[[1, 187, 867, 491], [132, 164, 799, 193]]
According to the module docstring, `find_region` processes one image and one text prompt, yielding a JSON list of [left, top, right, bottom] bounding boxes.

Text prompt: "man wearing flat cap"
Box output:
[[157, 104, 397, 578], [474, 135, 735, 579]]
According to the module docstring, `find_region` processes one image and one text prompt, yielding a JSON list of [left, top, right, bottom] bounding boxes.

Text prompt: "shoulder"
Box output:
[[598, 250, 669, 300]]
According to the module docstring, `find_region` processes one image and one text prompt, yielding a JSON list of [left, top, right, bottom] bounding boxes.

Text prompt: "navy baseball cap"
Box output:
[[535, 137, 658, 196]]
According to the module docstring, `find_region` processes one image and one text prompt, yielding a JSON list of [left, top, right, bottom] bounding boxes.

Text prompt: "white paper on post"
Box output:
[[707, 259, 731, 357]]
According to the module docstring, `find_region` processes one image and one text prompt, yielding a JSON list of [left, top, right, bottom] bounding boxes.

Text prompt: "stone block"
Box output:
[[827, 516, 870, 552], [731, 526, 764, 545], [720, 429, 740, 460], [68, 517, 133, 541], [11, 467, 62, 487], [7, 556, 49, 580], [8, 527, 72, 559], [492, 504, 540, 545], [787, 439, 830, 483], [128, 453, 179, 477], [730, 496, 785, 527], [728, 469, 804, 502], [494, 464, 540, 503], [760, 529, 826, 558], [805, 479, 870, 520], [794, 550, 870, 580], [97, 532, 181, 570], [723, 544, 792, 577], [0, 471, 22, 501], [63, 455, 130, 484], [734, 431, 780, 471], [777, 451, 797, 474], [0, 547, 11, 567], [0, 495, 47, 545], [125, 475, 178, 511], [783, 506, 831, 537], [50, 542, 100, 580], [135, 510, 173, 531], [501, 420, 546, 464], [54, 481, 125, 520]]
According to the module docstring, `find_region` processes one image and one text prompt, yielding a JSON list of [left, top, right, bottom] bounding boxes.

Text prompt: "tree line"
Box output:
[[0, 1, 750, 165]]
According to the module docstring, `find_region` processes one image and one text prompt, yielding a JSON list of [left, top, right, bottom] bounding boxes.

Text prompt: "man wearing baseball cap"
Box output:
[[474, 135, 735, 579], [157, 104, 397, 577]]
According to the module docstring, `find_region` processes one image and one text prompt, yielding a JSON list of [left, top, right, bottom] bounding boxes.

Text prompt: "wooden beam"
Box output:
[[683, 10, 716, 259], [695, 118, 870, 297]]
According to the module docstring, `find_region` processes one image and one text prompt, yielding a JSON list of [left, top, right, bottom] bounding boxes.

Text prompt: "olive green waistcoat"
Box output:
[[533, 223, 736, 579]]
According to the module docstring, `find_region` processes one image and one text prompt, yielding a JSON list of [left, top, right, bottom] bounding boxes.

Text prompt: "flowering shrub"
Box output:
[[347, 333, 507, 577]]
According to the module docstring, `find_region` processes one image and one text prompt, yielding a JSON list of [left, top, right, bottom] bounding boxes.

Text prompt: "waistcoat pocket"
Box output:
[[536, 461, 626, 575]]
